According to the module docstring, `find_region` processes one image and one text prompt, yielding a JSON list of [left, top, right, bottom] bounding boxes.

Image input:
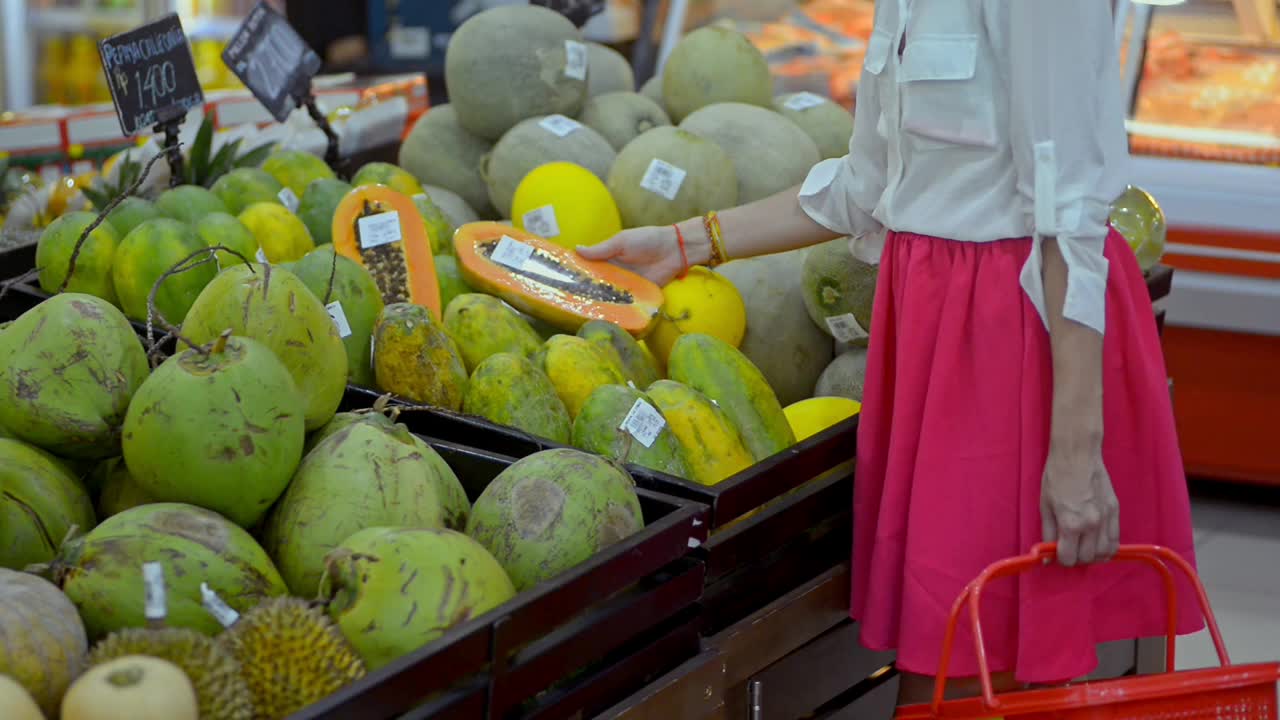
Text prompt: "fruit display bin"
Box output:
[[291, 388, 712, 720], [344, 383, 856, 636]]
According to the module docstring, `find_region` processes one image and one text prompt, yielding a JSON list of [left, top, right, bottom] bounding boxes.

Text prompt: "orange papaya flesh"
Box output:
[[453, 222, 663, 338], [332, 184, 443, 321]]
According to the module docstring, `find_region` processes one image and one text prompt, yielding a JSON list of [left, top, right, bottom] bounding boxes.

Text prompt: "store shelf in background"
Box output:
[[28, 7, 144, 33]]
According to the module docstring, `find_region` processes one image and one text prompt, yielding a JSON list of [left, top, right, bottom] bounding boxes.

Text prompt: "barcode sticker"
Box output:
[[278, 187, 299, 213], [564, 40, 588, 80], [255, 247, 269, 264], [326, 301, 353, 338], [492, 235, 535, 270], [640, 159, 687, 201], [826, 313, 869, 343], [200, 582, 241, 628], [619, 398, 666, 449], [784, 92, 827, 111], [358, 211, 402, 249], [390, 25, 431, 59], [143, 562, 166, 621], [522, 205, 561, 238], [539, 114, 582, 138]]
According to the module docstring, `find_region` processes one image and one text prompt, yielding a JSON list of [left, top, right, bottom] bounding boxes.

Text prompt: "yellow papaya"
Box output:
[[576, 319, 661, 388], [533, 335, 627, 420], [443, 293, 543, 373], [647, 380, 753, 485], [668, 333, 795, 462], [372, 303, 468, 411]]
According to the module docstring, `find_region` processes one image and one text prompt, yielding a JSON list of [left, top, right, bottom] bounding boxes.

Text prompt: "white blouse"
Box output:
[[798, 0, 1130, 336]]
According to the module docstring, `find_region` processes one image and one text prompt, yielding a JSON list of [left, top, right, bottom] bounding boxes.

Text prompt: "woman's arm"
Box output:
[[1042, 239, 1103, 452], [676, 185, 844, 266]]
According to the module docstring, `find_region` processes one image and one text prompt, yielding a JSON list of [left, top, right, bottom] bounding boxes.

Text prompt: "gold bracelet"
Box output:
[[703, 211, 729, 267]]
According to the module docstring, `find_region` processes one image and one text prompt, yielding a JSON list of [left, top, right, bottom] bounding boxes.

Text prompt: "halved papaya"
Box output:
[[332, 184, 442, 321], [453, 222, 663, 337]]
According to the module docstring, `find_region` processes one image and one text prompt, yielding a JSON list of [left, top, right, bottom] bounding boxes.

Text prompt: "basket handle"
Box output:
[[930, 543, 1231, 714]]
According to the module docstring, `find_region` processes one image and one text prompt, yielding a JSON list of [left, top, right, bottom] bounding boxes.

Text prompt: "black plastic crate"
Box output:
[[291, 388, 710, 719]]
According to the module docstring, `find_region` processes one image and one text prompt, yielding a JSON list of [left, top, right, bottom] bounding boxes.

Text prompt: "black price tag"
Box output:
[[221, 1, 322, 123], [531, 0, 606, 28], [99, 13, 204, 136]]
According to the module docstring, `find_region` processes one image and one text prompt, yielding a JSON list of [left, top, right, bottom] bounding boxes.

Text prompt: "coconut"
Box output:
[[774, 92, 855, 160], [423, 184, 481, 228], [662, 26, 773, 122], [320, 527, 515, 671], [399, 106, 496, 219], [445, 5, 588, 141], [0, 293, 149, 459], [587, 42, 636, 96], [262, 416, 466, 596], [815, 349, 868, 402], [0, 568, 89, 717], [716, 249, 834, 407], [801, 237, 877, 343], [482, 115, 617, 219], [0, 438, 96, 569], [580, 92, 672, 151], [121, 335, 307, 529], [607, 126, 738, 228], [465, 448, 644, 591], [180, 264, 348, 431], [679, 102, 821, 203], [47, 502, 287, 640]]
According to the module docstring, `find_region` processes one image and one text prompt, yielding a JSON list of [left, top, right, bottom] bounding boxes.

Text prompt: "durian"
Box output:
[[217, 596, 366, 720], [88, 627, 254, 720]]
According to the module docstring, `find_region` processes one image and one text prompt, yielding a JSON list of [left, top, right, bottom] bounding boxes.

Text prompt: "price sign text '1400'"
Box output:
[[99, 13, 205, 136]]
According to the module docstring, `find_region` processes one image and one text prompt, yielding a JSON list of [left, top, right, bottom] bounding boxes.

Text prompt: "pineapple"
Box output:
[[181, 113, 274, 189]]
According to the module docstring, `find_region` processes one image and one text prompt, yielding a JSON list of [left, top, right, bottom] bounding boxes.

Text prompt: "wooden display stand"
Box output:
[[597, 267, 1176, 720]]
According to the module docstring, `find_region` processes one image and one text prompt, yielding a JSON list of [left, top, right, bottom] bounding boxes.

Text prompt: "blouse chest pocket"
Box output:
[[897, 34, 999, 151]]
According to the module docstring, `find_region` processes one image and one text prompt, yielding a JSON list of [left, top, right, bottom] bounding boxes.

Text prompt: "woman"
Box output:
[[579, 0, 1202, 706]]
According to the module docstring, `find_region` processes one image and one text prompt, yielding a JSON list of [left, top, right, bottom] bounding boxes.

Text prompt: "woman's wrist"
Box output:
[[677, 217, 713, 267]]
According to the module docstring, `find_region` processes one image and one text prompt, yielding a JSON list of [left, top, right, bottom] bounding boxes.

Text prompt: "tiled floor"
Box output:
[[1174, 482, 1280, 670]]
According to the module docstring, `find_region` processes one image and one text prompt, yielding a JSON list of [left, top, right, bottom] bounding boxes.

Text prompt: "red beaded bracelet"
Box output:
[[672, 223, 690, 278]]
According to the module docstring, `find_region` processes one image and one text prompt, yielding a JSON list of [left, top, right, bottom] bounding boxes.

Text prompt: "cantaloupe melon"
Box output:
[[774, 93, 855, 160], [399, 105, 496, 218], [607, 126, 738, 229], [481, 115, 617, 219], [640, 75, 665, 109], [662, 26, 773, 122], [423, 185, 480, 228], [587, 42, 636, 96], [815, 348, 868, 402], [801, 237, 877, 343], [716, 249, 833, 407], [445, 5, 589, 141], [679, 103, 820, 204], [580, 92, 672, 151]]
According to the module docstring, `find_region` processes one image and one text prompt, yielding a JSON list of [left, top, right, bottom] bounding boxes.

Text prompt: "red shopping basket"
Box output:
[[896, 543, 1280, 719]]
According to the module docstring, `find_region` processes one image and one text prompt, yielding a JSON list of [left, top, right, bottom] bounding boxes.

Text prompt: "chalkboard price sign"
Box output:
[[99, 13, 205, 136], [221, 1, 323, 123]]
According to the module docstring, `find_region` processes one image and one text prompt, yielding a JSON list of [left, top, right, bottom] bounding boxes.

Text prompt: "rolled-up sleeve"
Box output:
[[798, 41, 889, 242], [1009, 1, 1121, 336]]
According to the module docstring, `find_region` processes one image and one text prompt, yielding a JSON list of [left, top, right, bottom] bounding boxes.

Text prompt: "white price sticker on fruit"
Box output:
[[326, 301, 353, 338], [358, 211, 402, 249], [539, 114, 582, 138], [784, 92, 827, 111], [825, 313, 868, 343], [640, 158, 687, 201], [522, 205, 561, 238], [200, 582, 240, 628], [277, 187, 300, 213], [492, 235, 535, 270], [142, 562, 166, 621], [564, 40, 588, 80], [255, 247, 269, 264], [619, 398, 666, 448]]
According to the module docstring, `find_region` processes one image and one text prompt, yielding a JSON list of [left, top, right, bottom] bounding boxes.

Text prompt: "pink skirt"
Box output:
[[852, 228, 1203, 684]]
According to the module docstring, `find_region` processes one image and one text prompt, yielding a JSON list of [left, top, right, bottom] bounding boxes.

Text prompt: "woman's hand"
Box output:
[[576, 225, 691, 287], [1040, 443, 1120, 567]]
